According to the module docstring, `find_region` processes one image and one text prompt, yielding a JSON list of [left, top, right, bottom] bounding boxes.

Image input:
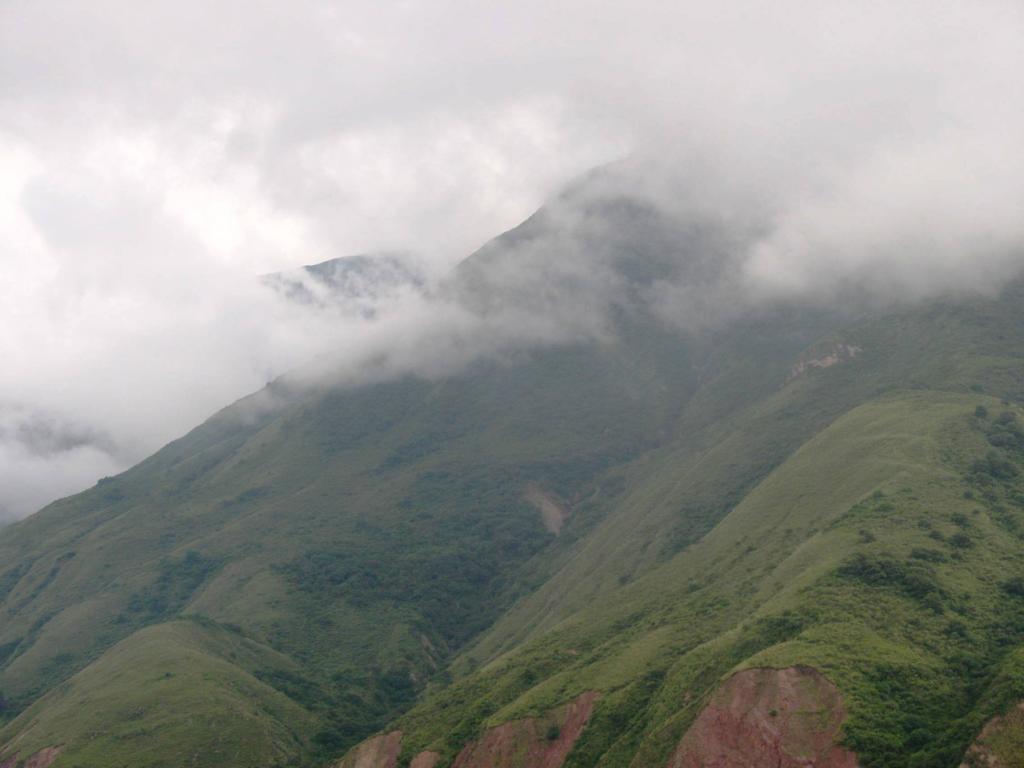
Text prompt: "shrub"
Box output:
[[910, 548, 947, 563], [1002, 577, 1024, 597], [948, 532, 974, 549], [944, 620, 969, 639], [972, 451, 1019, 481], [837, 554, 943, 601]]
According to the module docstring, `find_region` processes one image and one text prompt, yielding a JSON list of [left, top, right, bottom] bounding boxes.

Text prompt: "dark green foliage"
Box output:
[[0, 564, 28, 603], [0, 640, 20, 667], [562, 671, 667, 768], [95, 477, 126, 503], [949, 532, 974, 550], [843, 661, 984, 768], [254, 668, 328, 710], [837, 553, 944, 602], [218, 487, 270, 509], [7, 259, 1024, 767], [972, 451, 1019, 482], [910, 548, 947, 563], [126, 550, 222, 623], [1001, 577, 1024, 597], [280, 495, 549, 649], [273, 663, 424, 758]]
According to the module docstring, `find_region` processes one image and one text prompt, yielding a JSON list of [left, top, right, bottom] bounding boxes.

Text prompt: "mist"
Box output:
[[2, 0, 1024, 518]]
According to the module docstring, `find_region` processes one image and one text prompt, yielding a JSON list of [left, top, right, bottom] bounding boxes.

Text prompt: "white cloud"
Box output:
[[2, 0, 1024, 517]]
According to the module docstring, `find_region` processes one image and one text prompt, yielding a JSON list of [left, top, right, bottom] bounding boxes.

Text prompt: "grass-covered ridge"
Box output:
[[0, 618, 315, 767], [0, 305, 833, 765], [390, 390, 1024, 768], [5, 242, 1024, 765]]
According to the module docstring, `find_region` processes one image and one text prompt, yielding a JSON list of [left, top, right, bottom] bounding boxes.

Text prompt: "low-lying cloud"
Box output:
[[2, 0, 1024, 517]]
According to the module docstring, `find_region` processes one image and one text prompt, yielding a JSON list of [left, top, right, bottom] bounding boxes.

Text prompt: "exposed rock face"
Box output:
[[452, 690, 598, 768], [333, 692, 597, 768], [333, 731, 402, 768], [0, 746, 63, 768], [667, 667, 859, 768], [409, 752, 442, 768], [790, 344, 862, 380], [960, 702, 1024, 767], [524, 483, 571, 535], [23, 748, 63, 768]]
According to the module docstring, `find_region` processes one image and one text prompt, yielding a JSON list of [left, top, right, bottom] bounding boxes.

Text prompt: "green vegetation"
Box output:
[[391, 391, 1024, 768], [6, 236, 1024, 767], [0, 315, 727, 764], [0, 620, 315, 767]]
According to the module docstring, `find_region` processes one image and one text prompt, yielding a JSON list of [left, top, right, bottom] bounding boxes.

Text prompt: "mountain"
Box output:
[[263, 252, 426, 318], [3, 167, 1024, 768]]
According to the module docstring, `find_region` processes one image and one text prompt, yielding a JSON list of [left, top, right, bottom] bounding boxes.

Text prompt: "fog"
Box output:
[[2, 0, 1023, 518]]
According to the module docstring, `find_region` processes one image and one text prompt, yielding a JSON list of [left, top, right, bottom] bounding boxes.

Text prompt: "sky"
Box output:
[[2, 0, 1024, 518]]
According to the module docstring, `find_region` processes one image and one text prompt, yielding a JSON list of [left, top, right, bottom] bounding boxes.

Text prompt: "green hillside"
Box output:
[[1, 619, 315, 767], [0, 315, 833, 763], [394, 389, 1024, 767], [4, 174, 1024, 767], [0, 336, 700, 765]]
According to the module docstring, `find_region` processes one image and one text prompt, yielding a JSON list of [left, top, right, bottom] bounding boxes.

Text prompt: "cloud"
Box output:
[[2, 0, 1024, 517], [0, 405, 122, 519]]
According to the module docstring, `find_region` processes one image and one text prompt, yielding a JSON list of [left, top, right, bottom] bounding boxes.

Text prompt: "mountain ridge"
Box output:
[[4, 169, 1024, 767]]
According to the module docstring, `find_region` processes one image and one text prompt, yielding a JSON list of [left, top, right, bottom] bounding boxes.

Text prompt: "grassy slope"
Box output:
[[395, 389, 1024, 768], [0, 346, 674, 762], [0, 169, 844, 766], [6, 284, 1024, 768], [381, 286, 1024, 767], [4, 242, 1024, 766], [1, 305, 831, 765], [459, 285, 1024, 669], [0, 619, 315, 768]]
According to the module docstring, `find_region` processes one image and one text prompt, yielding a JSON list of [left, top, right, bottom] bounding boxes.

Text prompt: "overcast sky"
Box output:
[[2, 0, 1023, 518]]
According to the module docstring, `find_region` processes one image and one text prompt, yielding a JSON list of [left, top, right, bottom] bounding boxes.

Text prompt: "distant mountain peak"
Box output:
[[263, 252, 426, 315]]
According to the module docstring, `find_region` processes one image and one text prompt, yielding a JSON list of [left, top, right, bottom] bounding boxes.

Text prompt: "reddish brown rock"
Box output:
[[409, 751, 442, 768], [23, 747, 62, 768], [666, 666, 859, 768], [960, 702, 1024, 767], [452, 690, 598, 768], [0, 746, 62, 768], [333, 730, 403, 768], [524, 483, 571, 535]]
